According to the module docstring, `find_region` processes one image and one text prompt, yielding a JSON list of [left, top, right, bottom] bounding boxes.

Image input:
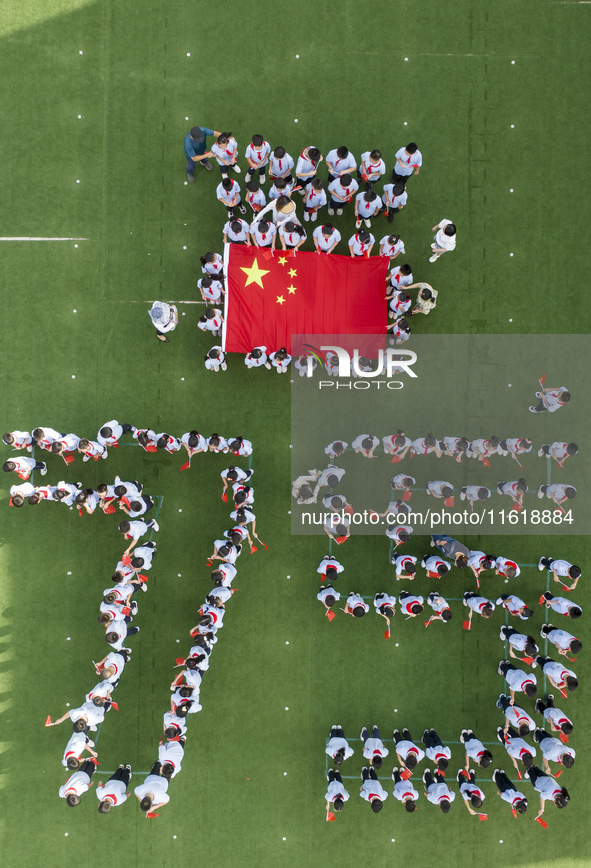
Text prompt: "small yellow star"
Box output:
[[287, 285, 297, 294], [288, 268, 297, 278], [240, 259, 270, 288], [278, 256, 288, 266], [276, 295, 285, 305]]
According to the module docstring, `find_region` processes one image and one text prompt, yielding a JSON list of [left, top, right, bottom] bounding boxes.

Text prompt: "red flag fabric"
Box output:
[[539, 373, 546, 386], [384, 626, 390, 639], [478, 813, 488, 821], [535, 817, 548, 829], [559, 732, 569, 743], [44, 715, 53, 727], [390, 456, 402, 464], [180, 461, 191, 471], [326, 609, 336, 622], [175, 657, 185, 666], [444, 496, 455, 508], [326, 812, 336, 821], [463, 620, 471, 631], [401, 769, 412, 781], [104, 503, 116, 515], [122, 555, 132, 566], [223, 245, 388, 353], [401, 490, 412, 502], [511, 502, 523, 512], [63, 453, 76, 465]]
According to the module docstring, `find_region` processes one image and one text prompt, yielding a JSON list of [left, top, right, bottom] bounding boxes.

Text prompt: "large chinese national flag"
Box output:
[[222, 244, 388, 354]]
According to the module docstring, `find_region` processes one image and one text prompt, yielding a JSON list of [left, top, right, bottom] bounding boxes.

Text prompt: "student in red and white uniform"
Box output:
[[426, 593, 452, 622], [205, 347, 227, 372], [499, 626, 538, 660], [457, 770, 486, 816], [394, 729, 424, 770], [463, 592, 495, 618], [383, 432, 412, 458], [221, 464, 253, 495], [421, 555, 452, 578], [411, 434, 442, 457], [540, 623, 581, 657], [132, 427, 159, 452], [268, 347, 291, 373], [373, 593, 396, 624], [211, 133, 240, 175], [162, 711, 188, 740], [317, 555, 344, 582], [537, 441, 578, 466], [158, 738, 185, 779], [497, 437, 533, 460], [535, 696, 573, 736], [118, 494, 153, 519], [296, 146, 323, 188], [156, 433, 181, 454], [467, 436, 499, 461], [2, 430, 33, 451], [59, 761, 96, 806], [426, 480, 454, 499], [379, 234, 405, 263], [198, 276, 224, 304], [382, 182, 407, 222], [50, 433, 81, 457], [498, 661, 538, 701], [328, 173, 358, 216], [318, 584, 340, 612], [230, 505, 256, 536], [200, 251, 224, 278], [495, 555, 520, 579], [119, 518, 159, 555], [460, 488, 492, 512], [496, 726, 535, 771], [244, 134, 271, 183], [279, 221, 306, 251], [326, 725, 354, 765], [54, 700, 106, 732], [303, 178, 327, 222], [313, 223, 341, 253], [181, 430, 207, 457], [423, 769, 455, 812], [53, 480, 83, 506], [538, 556, 581, 591], [429, 219, 456, 262], [541, 592, 582, 619], [198, 307, 224, 336], [325, 771, 350, 813], [326, 146, 357, 181], [533, 728, 575, 773], [269, 146, 294, 182], [526, 765, 570, 818], [358, 149, 386, 187], [354, 190, 382, 229], [394, 553, 417, 580], [387, 288, 412, 318], [245, 346, 269, 369], [398, 591, 424, 617], [96, 765, 132, 812], [537, 482, 577, 505], [361, 726, 389, 768], [250, 219, 276, 249], [209, 539, 240, 565], [222, 219, 251, 245], [387, 263, 414, 291], [62, 731, 98, 769], [32, 426, 62, 451], [534, 656, 578, 692], [421, 729, 451, 771], [440, 435, 469, 462], [460, 730, 493, 770], [233, 481, 254, 507], [352, 434, 379, 457], [360, 767, 388, 812], [497, 693, 535, 736], [467, 550, 496, 581], [391, 473, 415, 493], [77, 488, 100, 514], [497, 593, 534, 620], [217, 176, 246, 216], [78, 438, 107, 461], [497, 478, 527, 505], [386, 523, 413, 547], [344, 592, 368, 617], [211, 563, 238, 588], [97, 421, 131, 447], [244, 180, 266, 214], [28, 484, 58, 504], [134, 764, 171, 813], [96, 650, 129, 686], [3, 456, 46, 479], [529, 386, 570, 414], [493, 769, 528, 815]]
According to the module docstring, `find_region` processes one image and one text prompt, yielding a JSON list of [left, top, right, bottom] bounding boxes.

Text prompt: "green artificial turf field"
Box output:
[[0, 1, 590, 867]]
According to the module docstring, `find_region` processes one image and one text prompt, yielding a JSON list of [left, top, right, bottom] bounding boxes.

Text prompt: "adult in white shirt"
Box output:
[[148, 301, 178, 343], [251, 195, 298, 229], [97, 765, 132, 812], [429, 219, 456, 262]]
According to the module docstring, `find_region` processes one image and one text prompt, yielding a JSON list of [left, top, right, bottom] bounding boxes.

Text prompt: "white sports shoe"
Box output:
[[429, 254, 439, 263], [311, 211, 317, 221], [221, 362, 227, 371], [233, 164, 241, 173], [364, 219, 371, 228], [355, 219, 362, 229], [336, 208, 343, 216], [328, 206, 334, 215], [304, 211, 310, 222]]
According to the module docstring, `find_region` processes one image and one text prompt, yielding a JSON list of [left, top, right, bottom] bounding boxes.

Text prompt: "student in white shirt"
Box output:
[[391, 142, 423, 183], [313, 223, 341, 253], [326, 145, 357, 180], [430, 219, 456, 262]]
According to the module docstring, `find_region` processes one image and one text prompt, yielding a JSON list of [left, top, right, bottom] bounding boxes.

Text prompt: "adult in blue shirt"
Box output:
[[184, 126, 221, 182]]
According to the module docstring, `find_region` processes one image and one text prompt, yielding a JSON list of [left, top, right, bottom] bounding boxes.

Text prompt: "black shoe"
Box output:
[[238, 204, 247, 215], [201, 159, 213, 171], [387, 213, 394, 223], [122, 424, 133, 433], [157, 335, 170, 343], [187, 173, 195, 183]]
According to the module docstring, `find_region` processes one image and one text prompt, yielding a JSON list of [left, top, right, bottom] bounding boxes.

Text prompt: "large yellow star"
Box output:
[[276, 295, 285, 305], [288, 268, 297, 278], [287, 285, 297, 294], [278, 256, 288, 266], [240, 259, 270, 288]]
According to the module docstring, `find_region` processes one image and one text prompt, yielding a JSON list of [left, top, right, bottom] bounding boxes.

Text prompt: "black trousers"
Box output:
[[109, 766, 132, 785]]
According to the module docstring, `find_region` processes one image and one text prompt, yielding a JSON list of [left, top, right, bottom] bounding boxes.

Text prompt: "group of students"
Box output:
[[46, 497, 157, 810], [319, 534, 581, 820], [4, 423, 254, 507]]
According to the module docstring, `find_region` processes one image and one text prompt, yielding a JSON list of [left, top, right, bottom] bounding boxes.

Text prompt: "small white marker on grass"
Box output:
[[66, 703, 70, 707], [178, 573, 182, 577], [185, 117, 189, 121], [282, 837, 287, 841], [285, 707, 289, 711], [73, 309, 77, 313], [79, 50, 83, 54], [176, 639, 180, 643], [285, 641, 289, 645], [404, 122, 407, 126], [187, 53, 191, 57], [510, 252, 514, 257], [181, 377, 185, 381], [78, 115, 82, 119], [283, 772, 287, 776], [511, 124, 515, 128], [395, 642, 399, 647], [179, 508, 182, 512], [173, 835, 177, 839], [72, 375, 76, 379], [294, 119, 298, 123], [183, 245, 187, 250], [65, 832, 69, 836], [67, 637, 71, 641], [67, 571, 72, 575]]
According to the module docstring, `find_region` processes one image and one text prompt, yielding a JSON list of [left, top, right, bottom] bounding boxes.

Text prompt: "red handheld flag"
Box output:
[[401, 769, 412, 781], [63, 453, 76, 465], [146, 812, 159, 818], [175, 657, 186, 666], [146, 444, 158, 453], [93, 453, 101, 461], [122, 555, 132, 566], [139, 574, 149, 582], [517, 769, 522, 781], [482, 458, 491, 468], [104, 503, 116, 514], [522, 656, 534, 666], [44, 715, 53, 727], [326, 609, 336, 622], [180, 461, 191, 471], [559, 688, 568, 699], [511, 808, 517, 819], [539, 594, 546, 606], [539, 373, 546, 387], [478, 814, 488, 821], [402, 490, 412, 502], [554, 769, 563, 779], [535, 817, 548, 829], [221, 492, 228, 502], [121, 606, 131, 616], [326, 811, 336, 821], [444, 496, 455, 508], [511, 502, 523, 512], [462, 620, 471, 631], [390, 455, 402, 464], [250, 544, 258, 554], [262, 249, 274, 261], [335, 535, 348, 545], [344, 504, 354, 515], [384, 626, 391, 639], [90, 757, 100, 765], [559, 732, 569, 744], [110, 701, 119, 711]]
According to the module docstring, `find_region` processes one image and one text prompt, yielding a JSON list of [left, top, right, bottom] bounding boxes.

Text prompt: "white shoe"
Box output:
[[40, 464, 47, 476], [260, 174, 266, 184], [264, 361, 272, 369], [328, 206, 334, 215], [152, 520, 160, 531], [299, 369, 306, 377], [233, 164, 241, 174], [245, 173, 252, 182], [355, 219, 361, 229], [538, 558, 546, 571], [304, 211, 310, 222], [535, 392, 542, 399], [537, 448, 545, 457], [537, 487, 545, 499], [311, 211, 317, 221], [336, 208, 343, 216], [364, 219, 371, 228], [429, 254, 439, 263], [221, 362, 227, 371]]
